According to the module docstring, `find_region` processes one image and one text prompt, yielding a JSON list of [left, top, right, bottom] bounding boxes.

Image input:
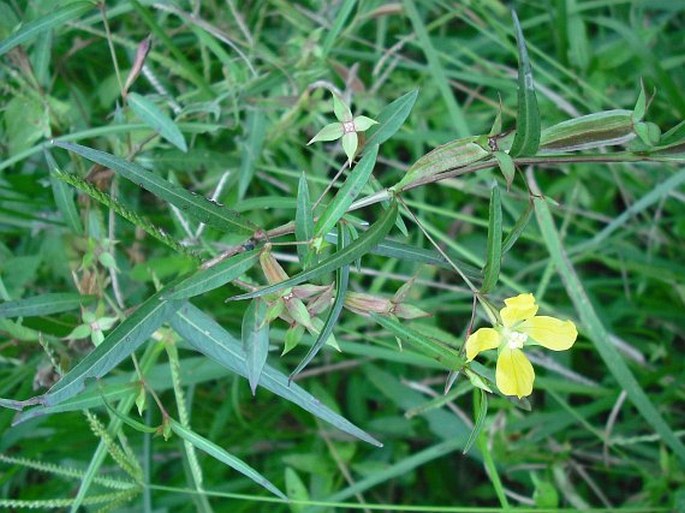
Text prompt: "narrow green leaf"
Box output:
[[314, 144, 379, 239], [230, 201, 398, 301], [238, 109, 267, 199], [170, 303, 382, 447], [463, 389, 488, 454], [0, 293, 94, 318], [45, 149, 83, 234], [371, 314, 464, 370], [242, 299, 270, 395], [127, 93, 188, 152], [481, 184, 502, 293], [295, 173, 314, 267], [508, 10, 541, 157], [37, 288, 183, 408], [0, 2, 92, 57], [170, 419, 285, 499], [285, 467, 309, 510], [502, 202, 533, 254], [290, 224, 350, 380], [533, 194, 685, 465], [163, 250, 259, 300], [53, 142, 259, 234], [364, 89, 419, 149]]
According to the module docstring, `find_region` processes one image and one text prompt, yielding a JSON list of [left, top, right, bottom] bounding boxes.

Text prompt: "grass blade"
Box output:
[[364, 89, 419, 148], [170, 419, 285, 499], [0, 2, 92, 57], [53, 142, 259, 234], [230, 201, 398, 301], [163, 250, 259, 300], [502, 201, 532, 254], [532, 193, 685, 465], [127, 93, 188, 152], [402, 0, 469, 137], [321, 0, 356, 58], [170, 303, 381, 447], [462, 389, 488, 454], [0, 293, 94, 318], [242, 299, 270, 395], [370, 314, 465, 370], [508, 10, 541, 157], [44, 149, 83, 234], [480, 183, 502, 293], [290, 224, 350, 380], [314, 144, 379, 239]]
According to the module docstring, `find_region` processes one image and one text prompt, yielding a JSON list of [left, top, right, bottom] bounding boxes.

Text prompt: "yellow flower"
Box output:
[[465, 293, 577, 399]]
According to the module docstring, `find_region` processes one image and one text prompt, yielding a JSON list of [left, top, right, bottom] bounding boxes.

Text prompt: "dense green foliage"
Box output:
[[1, 1, 684, 511]]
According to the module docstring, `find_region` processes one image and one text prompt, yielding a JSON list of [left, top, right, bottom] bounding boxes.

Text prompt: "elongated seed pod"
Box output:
[[394, 135, 493, 190], [539, 109, 636, 152]]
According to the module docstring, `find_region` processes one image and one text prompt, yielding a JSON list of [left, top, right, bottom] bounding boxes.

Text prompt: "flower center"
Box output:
[[505, 330, 528, 350], [342, 120, 356, 133]]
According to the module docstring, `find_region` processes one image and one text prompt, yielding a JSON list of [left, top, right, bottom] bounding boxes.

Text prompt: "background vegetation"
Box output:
[[1, 0, 684, 511]]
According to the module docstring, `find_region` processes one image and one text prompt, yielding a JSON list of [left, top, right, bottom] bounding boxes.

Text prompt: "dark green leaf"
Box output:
[[170, 303, 382, 447], [229, 201, 398, 301], [314, 144, 379, 239], [463, 389, 488, 454], [0, 293, 94, 318], [53, 142, 259, 234], [163, 250, 259, 300], [508, 10, 540, 157], [290, 224, 350, 380], [238, 109, 267, 199], [502, 202, 533, 254], [44, 149, 83, 234], [365, 90, 419, 148], [295, 172, 314, 267]]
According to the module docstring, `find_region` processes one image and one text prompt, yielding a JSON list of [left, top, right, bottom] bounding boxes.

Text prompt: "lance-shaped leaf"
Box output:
[[365, 89, 419, 149], [162, 250, 259, 300], [295, 172, 315, 267], [314, 144, 379, 239], [0, 293, 94, 318], [52, 142, 259, 234], [170, 303, 382, 447], [229, 201, 398, 301], [0, 2, 92, 57], [508, 10, 540, 157], [127, 92, 187, 152], [170, 419, 285, 498], [242, 299, 270, 395], [290, 224, 350, 380], [1, 286, 183, 410]]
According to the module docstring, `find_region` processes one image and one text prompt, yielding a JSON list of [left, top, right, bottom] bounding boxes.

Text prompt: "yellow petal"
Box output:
[[496, 347, 535, 398], [500, 293, 539, 327], [464, 328, 501, 361], [520, 316, 577, 351]]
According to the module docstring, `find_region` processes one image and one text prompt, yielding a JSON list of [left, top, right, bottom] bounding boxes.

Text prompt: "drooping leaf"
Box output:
[[127, 92, 188, 152], [229, 201, 398, 301], [462, 388, 488, 454], [170, 419, 286, 498], [53, 142, 259, 234], [290, 223, 350, 380], [170, 303, 382, 447], [508, 10, 540, 157], [242, 299, 270, 395]]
